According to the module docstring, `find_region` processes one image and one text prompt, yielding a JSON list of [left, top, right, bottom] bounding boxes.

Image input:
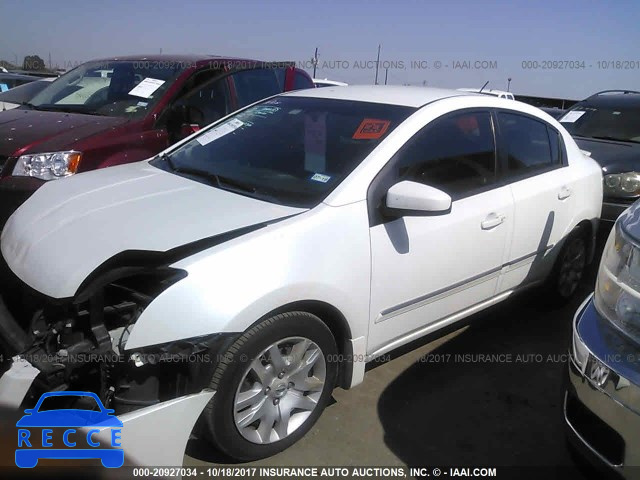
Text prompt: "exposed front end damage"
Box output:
[[0, 263, 235, 464]]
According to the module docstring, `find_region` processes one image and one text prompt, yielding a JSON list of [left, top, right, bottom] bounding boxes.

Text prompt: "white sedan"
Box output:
[[0, 86, 602, 462]]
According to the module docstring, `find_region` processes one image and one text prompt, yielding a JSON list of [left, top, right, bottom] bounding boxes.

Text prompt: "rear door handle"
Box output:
[[481, 213, 505, 230], [558, 186, 572, 200]]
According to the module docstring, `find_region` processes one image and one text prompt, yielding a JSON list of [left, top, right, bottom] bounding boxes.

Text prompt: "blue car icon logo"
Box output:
[[15, 391, 123, 468]]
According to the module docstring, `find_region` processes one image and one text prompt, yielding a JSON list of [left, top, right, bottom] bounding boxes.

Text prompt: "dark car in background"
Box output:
[[560, 90, 640, 223], [0, 72, 50, 92], [0, 78, 55, 111], [539, 106, 567, 119], [0, 54, 314, 228]]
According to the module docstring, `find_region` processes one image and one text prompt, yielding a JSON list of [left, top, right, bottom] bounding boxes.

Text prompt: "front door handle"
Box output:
[[558, 186, 572, 200], [481, 213, 505, 230]]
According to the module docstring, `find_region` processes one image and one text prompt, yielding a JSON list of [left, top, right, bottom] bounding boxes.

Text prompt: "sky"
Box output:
[[2, 0, 639, 99]]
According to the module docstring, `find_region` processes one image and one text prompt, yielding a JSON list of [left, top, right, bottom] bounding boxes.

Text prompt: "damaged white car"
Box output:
[[0, 86, 602, 461]]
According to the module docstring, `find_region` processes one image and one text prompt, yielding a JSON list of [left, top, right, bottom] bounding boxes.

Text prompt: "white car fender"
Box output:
[[561, 130, 603, 237], [125, 201, 372, 350]]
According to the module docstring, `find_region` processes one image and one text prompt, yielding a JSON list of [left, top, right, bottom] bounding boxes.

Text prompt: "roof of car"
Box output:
[[458, 88, 512, 95], [88, 54, 265, 66], [283, 85, 472, 107], [581, 92, 640, 108], [313, 78, 348, 86]]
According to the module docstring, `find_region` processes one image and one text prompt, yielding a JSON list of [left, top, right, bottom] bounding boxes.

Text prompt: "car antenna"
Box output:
[[479, 81, 489, 93]]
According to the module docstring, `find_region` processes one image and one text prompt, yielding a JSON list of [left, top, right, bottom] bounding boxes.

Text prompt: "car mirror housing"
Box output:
[[384, 180, 452, 217]]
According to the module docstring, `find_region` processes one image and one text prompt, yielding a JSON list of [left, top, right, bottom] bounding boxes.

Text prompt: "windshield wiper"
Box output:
[[30, 104, 107, 116], [589, 135, 640, 144], [161, 154, 256, 194]]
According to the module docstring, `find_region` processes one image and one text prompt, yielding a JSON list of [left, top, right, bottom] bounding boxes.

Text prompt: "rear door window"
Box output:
[[497, 112, 558, 177]]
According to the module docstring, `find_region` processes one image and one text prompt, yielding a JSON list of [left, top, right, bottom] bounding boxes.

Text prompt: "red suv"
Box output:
[[0, 55, 313, 226]]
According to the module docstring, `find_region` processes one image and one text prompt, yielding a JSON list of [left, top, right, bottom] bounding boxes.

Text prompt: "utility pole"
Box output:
[[384, 67, 388, 85], [312, 47, 318, 78], [507, 77, 512, 92], [374, 44, 381, 85]]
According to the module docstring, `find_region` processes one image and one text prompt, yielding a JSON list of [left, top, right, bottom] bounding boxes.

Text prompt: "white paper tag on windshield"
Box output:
[[560, 110, 586, 123], [196, 119, 244, 146], [129, 78, 165, 98], [310, 173, 331, 183]]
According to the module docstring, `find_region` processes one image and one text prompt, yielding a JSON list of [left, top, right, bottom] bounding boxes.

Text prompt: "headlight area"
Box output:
[[12, 151, 82, 180], [10, 268, 232, 414], [110, 333, 235, 415], [594, 221, 640, 344], [604, 172, 640, 199]]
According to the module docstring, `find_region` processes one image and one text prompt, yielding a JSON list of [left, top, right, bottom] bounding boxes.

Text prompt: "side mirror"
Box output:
[[384, 180, 452, 216]]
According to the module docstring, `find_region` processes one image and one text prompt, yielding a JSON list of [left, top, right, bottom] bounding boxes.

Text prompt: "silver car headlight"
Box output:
[[603, 172, 640, 198], [594, 222, 640, 343], [12, 151, 82, 180]]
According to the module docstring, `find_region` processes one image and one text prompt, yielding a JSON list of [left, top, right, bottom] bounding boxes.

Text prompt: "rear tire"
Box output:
[[545, 226, 588, 303], [203, 312, 338, 461]]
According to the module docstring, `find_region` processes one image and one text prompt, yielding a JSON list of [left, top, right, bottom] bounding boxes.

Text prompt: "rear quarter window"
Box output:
[[231, 69, 281, 108], [293, 71, 314, 90]]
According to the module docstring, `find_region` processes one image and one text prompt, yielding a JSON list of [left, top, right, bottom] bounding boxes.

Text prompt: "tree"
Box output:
[[23, 55, 46, 71]]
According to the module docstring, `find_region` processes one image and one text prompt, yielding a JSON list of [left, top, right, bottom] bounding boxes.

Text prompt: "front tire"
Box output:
[[203, 312, 338, 461]]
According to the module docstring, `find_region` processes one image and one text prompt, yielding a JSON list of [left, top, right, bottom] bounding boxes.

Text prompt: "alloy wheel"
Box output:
[[233, 336, 327, 444]]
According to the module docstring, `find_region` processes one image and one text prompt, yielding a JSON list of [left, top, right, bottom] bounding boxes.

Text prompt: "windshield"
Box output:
[[151, 96, 414, 207], [28, 60, 186, 117], [560, 104, 640, 142]]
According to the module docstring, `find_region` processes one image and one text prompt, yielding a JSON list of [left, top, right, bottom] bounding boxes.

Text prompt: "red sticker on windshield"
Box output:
[[353, 119, 391, 139]]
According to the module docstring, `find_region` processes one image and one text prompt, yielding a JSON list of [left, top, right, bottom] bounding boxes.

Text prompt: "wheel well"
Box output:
[[262, 300, 353, 389]]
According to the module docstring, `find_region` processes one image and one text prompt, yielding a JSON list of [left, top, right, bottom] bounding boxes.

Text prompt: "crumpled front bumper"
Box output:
[[0, 355, 215, 467], [87, 389, 215, 466], [0, 282, 218, 470]]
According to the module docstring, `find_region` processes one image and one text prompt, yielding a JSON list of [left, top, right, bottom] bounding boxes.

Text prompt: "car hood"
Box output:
[[1, 161, 306, 299], [619, 200, 640, 240], [574, 137, 640, 174], [0, 108, 127, 157]]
